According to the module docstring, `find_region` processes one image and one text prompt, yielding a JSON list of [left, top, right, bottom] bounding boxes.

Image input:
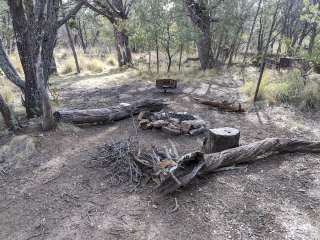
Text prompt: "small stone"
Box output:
[[152, 120, 169, 128]]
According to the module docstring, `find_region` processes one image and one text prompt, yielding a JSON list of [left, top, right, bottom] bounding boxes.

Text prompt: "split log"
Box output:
[[202, 128, 240, 153], [193, 97, 245, 113], [54, 99, 167, 124], [155, 138, 320, 196]]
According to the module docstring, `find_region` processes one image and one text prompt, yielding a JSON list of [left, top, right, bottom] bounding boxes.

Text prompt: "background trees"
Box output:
[[0, 0, 320, 131]]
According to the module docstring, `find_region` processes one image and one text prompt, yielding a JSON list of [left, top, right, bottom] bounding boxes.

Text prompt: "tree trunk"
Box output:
[[156, 37, 160, 73], [197, 26, 213, 70], [178, 44, 183, 71], [185, 0, 214, 70], [254, 2, 280, 102], [243, 0, 262, 64], [308, 24, 317, 55], [113, 24, 132, 67], [54, 99, 167, 124], [36, 51, 56, 131], [65, 22, 80, 73], [77, 18, 87, 53], [0, 94, 19, 131], [49, 56, 58, 75]]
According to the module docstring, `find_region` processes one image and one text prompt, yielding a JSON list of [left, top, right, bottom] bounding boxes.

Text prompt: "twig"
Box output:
[[169, 198, 180, 213]]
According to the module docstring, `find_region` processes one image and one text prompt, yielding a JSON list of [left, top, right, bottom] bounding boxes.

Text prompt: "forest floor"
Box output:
[[1, 65, 320, 240]]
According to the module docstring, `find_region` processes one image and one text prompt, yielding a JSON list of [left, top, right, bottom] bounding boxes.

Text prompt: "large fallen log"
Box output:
[[193, 97, 245, 113], [155, 138, 320, 196], [54, 99, 167, 124]]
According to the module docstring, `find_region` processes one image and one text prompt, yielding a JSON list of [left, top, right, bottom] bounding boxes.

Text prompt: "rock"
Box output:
[[169, 118, 180, 124], [0, 135, 37, 169], [180, 122, 192, 134], [162, 124, 181, 135], [182, 119, 206, 129], [139, 119, 152, 130], [189, 127, 208, 136], [138, 111, 151, 121], [152, 120, 169, 129]]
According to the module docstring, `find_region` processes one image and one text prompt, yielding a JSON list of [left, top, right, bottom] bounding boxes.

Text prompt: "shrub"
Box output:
[[60, 59, 74, 74], [85, 58, 105, 73], [106, 55, 117, 66]]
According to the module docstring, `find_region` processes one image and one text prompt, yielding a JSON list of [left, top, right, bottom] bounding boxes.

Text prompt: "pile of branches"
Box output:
[[92, 138, 182, 186]]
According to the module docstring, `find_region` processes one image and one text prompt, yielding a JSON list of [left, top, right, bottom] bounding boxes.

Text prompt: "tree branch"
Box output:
[[56, 0, 85, 28]]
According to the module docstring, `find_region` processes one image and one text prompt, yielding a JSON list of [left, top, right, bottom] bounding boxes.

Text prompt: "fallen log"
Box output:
[[155, 138, 320, 196], [54, 99, 167, 124], [193, 97, 245, 113]]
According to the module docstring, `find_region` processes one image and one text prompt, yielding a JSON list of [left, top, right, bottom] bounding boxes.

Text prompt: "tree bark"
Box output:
[[54, 99, 167, 124], [36, 50, 57, 131], [155, 138, 320, 196]]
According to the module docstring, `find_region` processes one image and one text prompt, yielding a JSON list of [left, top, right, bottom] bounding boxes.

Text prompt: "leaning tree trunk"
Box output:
[[113, 24, 132, 67], [0, 94, 19, 131], [0, 38, 25, 92]]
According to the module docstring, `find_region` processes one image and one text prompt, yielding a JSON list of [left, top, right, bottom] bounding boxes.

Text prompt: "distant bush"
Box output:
[[85, 58, 105, 73], [0, 78, 15, 104], [106, 55, 117, 66], [242, 69, 320, 109]]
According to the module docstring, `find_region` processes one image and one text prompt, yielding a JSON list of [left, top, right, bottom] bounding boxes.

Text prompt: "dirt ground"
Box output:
[[1, 67, 320, 240]]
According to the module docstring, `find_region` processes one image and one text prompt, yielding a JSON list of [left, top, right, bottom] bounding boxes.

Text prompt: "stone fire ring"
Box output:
[[138, 111, 207, 136]]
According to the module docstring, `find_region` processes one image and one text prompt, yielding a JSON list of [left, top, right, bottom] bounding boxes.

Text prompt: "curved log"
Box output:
[[155, 138, 320, 196]]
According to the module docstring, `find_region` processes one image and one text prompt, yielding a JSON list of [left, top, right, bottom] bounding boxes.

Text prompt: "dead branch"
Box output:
[[193, 97, 245, 113]]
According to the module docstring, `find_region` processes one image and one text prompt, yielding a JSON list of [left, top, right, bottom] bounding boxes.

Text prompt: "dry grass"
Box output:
[[0, 77, 16, 104], [242, 69, 320, 109], [9, 53, 23, 75], [56, 49, 118, 75]]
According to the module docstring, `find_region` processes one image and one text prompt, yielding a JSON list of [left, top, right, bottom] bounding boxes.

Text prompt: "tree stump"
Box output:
[[202, 127, 240, 153]]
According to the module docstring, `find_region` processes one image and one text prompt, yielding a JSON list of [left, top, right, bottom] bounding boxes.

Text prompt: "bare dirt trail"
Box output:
[[1, 68, 320, 240]]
